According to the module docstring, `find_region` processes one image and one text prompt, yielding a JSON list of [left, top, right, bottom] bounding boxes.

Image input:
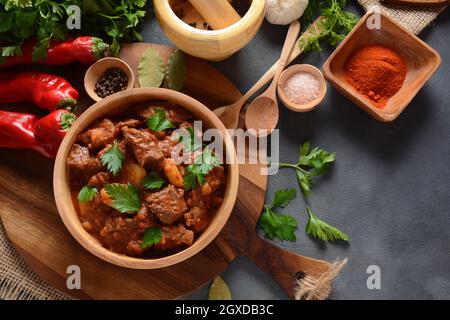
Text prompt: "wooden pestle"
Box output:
[[188, 0, 241, 30]]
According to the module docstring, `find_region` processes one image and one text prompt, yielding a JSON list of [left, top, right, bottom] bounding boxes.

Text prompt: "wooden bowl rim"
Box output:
[[322, 11, 441, 122], [54, 88, 239, 269], [277, 64, 327, 113], [84, 57, 135, 102], [153, 0, 266, 40]]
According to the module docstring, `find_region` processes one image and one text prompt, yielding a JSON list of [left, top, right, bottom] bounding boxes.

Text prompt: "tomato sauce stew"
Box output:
[[67, 102, 226, 258]]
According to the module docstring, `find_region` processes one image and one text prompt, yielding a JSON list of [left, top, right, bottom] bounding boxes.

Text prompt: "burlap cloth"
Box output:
[[358, 0, 447, 34], [0, 1, 447, 300]]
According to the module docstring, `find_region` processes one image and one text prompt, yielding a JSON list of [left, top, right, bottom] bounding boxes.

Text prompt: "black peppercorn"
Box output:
[[94, 67, 129, 99]]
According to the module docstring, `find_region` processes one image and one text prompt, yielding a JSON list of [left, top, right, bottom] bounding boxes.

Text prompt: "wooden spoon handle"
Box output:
[[269, 20, 301, 92], [245, 235, 331, 299]]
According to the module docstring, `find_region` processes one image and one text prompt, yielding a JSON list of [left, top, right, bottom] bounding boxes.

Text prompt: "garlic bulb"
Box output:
[[265, 0, 309, 25]]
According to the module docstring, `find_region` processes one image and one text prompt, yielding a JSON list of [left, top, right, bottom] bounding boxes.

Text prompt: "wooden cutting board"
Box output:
[[0, 43, 330, 299]]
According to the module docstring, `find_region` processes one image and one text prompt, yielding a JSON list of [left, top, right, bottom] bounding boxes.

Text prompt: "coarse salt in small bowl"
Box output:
[[277, 64, 327, 113]]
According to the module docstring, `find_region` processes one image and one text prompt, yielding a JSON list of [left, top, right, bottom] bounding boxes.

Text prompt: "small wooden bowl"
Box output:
[[54, 88, 239, 269], [84, 57, 135, 102], [323, 11, 441, 122], [153, 0, 266, 61], [277, 64, 327, 112]]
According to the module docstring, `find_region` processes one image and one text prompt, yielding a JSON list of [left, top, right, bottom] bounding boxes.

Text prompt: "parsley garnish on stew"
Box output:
[[78, 186, 97, 203], [104, 183, 140, 214], [140, 172, 166, 190], [184, 148, 221, 191], [306, 207, 349, 242], [259, 189, 298, 242], [141, 227, 163, 249], [100, 142, 125, 176], [146, 108, 175, 131], [178, 126, 202, 152]]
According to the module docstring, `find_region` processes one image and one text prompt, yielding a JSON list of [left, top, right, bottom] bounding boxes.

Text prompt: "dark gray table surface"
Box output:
[[142, 3, 450, 299]]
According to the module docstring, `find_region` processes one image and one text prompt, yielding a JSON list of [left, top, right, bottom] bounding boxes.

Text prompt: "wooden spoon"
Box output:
[[214, 18, 324, 125], [244, 21, 301, 136]]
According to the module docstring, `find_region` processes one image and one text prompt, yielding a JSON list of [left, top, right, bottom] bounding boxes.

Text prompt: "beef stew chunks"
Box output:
[[67, 103, 226, 258]]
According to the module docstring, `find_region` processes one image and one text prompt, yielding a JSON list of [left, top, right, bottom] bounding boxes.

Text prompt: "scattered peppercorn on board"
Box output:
[[0, 43, 331, 299]]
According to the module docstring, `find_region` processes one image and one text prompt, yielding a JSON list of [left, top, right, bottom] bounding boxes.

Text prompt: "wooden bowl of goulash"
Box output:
[[153, 0, 266, 61], [54, 88, 239, 269]]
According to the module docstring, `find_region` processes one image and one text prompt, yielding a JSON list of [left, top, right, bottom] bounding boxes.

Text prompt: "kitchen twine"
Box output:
[[0, 2, 447, 301]]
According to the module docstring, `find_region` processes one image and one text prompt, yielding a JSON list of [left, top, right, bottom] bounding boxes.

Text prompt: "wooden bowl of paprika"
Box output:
[[323, 11, 441, 122]]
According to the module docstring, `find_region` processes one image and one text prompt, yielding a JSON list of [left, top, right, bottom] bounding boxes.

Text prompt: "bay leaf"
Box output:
[[208, 276, 232, 300], [166, 49, 186, 91], [138, 47, 165, 88]]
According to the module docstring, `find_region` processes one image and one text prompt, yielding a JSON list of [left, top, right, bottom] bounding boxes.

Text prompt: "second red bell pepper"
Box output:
[[0, 109, 77, 158], [34, 109, 77, 145], [0, 71, 79, 111]]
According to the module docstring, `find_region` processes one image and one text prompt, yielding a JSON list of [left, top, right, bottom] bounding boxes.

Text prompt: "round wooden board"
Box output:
[[0, 43, 268, 299]]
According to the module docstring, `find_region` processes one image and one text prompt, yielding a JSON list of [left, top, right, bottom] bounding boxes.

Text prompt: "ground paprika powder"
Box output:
[[344, 45, 407, 109]]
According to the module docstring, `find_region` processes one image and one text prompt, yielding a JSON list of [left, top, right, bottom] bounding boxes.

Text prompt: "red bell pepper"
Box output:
[[34, 109, 77, 145], [0, 71, 79, 111], [0, 37, 109, 68], [0, 109, 76, 158]]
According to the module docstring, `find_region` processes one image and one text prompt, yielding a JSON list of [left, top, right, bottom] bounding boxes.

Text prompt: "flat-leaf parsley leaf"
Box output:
[[100, 142, 125, 176], [305, 206, 349, 242], [259, 189, 298, 241], [78, 186, 97, 203], [141, 227, 162, 249], [104, 183, 140, 214], [146, 108, 175, 131], [140, 172, 165, 190]]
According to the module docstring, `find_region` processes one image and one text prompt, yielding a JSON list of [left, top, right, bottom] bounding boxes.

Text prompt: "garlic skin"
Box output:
[[265, 0, 309, 25]]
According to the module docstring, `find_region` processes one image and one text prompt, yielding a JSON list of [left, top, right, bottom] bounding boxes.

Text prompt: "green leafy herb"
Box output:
[[259, 189, 298, 241], [0, 1, 147, 61], [104, 183, 140, 214], [166, 49, 187, 91], [298, 0, 359, 52], [306, 207, 349, 242], [272, 141, 336, 196], [178, 126, 202, 152], [184, 147, 221, 191], [138, 47, 165, 88], [208, 276, 232, 300], [146, 108, 175, 131], [141, 227, 163, 249], [100, 142, 125, 176], [77, 186, 97, 203], [140, 172, 165, 190]]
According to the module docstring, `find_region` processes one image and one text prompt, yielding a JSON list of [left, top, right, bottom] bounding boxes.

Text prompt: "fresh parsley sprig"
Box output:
[[104, 183, 140, 214], [78, 186, 97, 203], [259, 189, 298, 242], [298, 0, 359, 52], [271, 141, 336, 196], [146, 108, 175, 131], [140, 172, 165, 190], [100, 142, 125, 176], [306, 207, 349, 242], [184, 147, 221, 191], [141, 227, 163, 249]]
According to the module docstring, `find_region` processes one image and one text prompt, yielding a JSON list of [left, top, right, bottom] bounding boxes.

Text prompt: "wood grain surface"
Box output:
[[0, 43, 330, 300]]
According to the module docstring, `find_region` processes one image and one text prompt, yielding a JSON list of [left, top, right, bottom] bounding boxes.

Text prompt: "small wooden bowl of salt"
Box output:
[[277, 64, 327, 112]]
